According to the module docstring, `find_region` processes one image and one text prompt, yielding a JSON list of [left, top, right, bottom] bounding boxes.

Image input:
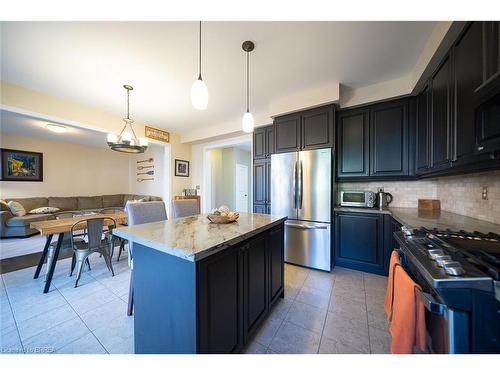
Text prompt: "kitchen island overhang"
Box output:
[[113, 213, 287, 354]]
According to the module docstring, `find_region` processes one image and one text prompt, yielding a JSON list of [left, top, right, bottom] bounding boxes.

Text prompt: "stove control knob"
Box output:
[[428, 249, 445, 260], [401, 226, 413, 237], [442, 261, 466, 276], [435, 255, 452, 267]]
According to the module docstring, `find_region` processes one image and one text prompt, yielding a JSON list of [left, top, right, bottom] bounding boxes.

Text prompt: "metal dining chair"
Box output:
[[172, 199, 200, 218], [124, 201, 168, 315], [69, 217, 116, 287], [45, 213, 88, 281]]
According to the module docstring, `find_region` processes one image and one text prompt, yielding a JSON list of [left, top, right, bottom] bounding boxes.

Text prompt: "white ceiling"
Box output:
[[1, 21, 436, 136]]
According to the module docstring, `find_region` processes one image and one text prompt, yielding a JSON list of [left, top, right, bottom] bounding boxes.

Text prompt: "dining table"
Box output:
[[30, 211, 128, 293]]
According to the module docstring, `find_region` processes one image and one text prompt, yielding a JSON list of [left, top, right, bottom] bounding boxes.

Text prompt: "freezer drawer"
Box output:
[[284, 220, 331, 271]]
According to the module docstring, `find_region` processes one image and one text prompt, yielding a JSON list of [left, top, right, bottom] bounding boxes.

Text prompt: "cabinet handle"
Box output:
[[477, 145, 484, 152]]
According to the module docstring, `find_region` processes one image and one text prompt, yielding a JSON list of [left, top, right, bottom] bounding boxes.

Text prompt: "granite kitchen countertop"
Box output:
[[334, 205, 500, 234], [113, 212, 287, 262]]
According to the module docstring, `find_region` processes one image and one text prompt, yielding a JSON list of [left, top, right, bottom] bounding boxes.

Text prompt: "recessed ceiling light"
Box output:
[[46, 124, 67, 133]]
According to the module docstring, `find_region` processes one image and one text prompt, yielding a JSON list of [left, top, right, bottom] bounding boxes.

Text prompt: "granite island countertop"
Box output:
[[334, 205, 500, 234], [113, 212, 287, 262]]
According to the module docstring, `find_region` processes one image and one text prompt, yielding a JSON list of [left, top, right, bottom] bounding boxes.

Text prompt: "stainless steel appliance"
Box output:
[[339, 190, 375, 208], [376, 188, 393, 210], [395, 227, 500, 353], [271, 149, 332, 271]]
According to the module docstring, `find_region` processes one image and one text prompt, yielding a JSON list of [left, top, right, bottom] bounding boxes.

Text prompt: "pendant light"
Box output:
[[106, 85, 148, 153], [242, 41, 255, 133], [191, 21, 208, 110]]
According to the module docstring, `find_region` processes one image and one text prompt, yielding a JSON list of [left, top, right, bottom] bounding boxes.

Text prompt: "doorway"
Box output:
[[202, 135, 252, 213], [235, 164, 249, 212]]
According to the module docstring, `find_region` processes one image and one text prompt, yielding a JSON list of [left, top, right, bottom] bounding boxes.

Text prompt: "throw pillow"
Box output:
[[29, 206, 60, 214], [7, 201, 26, 217], [0, 199, 9, 212]]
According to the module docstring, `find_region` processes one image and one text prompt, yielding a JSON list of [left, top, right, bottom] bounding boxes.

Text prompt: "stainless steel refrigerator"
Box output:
[[271, 148, 332, 271]]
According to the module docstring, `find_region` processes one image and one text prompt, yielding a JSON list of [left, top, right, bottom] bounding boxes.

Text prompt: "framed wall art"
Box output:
[[174, 159, 189, 177], [0, 148, 43, 182]]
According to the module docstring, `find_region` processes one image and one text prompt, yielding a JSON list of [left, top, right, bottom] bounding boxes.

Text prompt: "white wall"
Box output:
[[0, 133, 130, 198], [128, 144, 169, 199]]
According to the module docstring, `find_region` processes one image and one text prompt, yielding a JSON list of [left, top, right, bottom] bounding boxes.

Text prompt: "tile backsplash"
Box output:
[[337, 170, 500, 225]]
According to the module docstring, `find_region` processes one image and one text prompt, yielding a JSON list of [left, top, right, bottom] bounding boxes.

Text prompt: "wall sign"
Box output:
[[145, 126, 170, 143], [0, 148, 43, 182]]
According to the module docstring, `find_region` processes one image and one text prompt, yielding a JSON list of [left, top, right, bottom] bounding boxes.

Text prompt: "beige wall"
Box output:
[[338, 170, 500, 225], [170, 132, 192, 196], [1, 80, 192, 199], [0, 133, 130, 199]]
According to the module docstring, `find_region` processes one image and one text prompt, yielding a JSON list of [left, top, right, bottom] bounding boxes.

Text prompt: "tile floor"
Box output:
[[0, 252, 390, 354]]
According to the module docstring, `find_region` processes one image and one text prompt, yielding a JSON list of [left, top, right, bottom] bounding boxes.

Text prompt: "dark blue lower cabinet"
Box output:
[[334, 212, 392, 276], [133, 223, 285, 354]]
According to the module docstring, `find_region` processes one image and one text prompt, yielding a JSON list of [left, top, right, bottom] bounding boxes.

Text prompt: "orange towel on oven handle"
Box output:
[[384, 250, 400, 321], [389, 264, 427, 354]]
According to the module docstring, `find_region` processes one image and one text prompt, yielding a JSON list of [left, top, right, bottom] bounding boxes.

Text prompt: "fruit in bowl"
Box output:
[[207, 206, 239, 223]]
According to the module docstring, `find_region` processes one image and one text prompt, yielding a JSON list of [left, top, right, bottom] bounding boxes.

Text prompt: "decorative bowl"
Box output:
[[207, 212, 239, 224]]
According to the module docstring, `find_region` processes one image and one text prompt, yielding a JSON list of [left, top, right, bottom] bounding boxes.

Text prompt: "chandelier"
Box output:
[[107, 85, 148, 153]]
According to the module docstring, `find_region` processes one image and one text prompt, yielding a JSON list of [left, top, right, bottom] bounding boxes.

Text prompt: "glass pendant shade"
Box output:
[[242, 111, 255, 133], [191, 78, 208, 110], [107, 133, 118, 143], [121, 131, 132, 143]]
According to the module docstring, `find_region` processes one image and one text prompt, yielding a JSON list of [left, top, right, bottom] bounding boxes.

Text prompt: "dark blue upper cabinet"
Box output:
[[453, 22, 484, 165], [370, 99, 409, 177], [416, 86, 430, 174], [337, 108, 370, 178], [430, 54, 453, 170], [274, 105, 335, 154], [337, 99, 410, 180]]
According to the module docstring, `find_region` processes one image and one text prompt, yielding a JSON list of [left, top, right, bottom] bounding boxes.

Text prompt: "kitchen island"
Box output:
[[113, 212, 287, 354]]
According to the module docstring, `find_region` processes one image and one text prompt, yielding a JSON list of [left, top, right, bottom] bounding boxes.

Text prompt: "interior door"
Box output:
[[297, 149, 331, 223], [271, 152, 297, 220], [235, 164, 249, 212]]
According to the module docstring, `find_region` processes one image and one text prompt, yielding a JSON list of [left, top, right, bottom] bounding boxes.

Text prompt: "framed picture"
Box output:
[[0, 148, 43, 182], [175, 159, 189, 177]]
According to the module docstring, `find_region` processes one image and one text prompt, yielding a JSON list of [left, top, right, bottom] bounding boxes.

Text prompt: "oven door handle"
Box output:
[[415, 289, 445, 316]]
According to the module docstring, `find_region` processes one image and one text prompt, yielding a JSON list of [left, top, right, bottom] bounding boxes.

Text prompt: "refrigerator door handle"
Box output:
[[285, 222, 328, 230], [292, 160, 297, 209], [298, 160, 303, 209]]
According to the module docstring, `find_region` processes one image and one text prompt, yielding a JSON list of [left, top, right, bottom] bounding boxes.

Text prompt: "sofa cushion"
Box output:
[[5, 197, 49, 212], [6, 213, 55, 227], [102, 194, 124, 208], [77, 196, 103, 210], [48, 197, 78, 211], [29, 206, 60, 214], [7, 201, 26, 217]]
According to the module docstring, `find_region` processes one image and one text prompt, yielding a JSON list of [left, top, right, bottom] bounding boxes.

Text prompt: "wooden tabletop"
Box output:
[[30, 212, 128, 236]]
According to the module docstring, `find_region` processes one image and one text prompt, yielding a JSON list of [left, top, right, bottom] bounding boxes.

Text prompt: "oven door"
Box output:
[[400, 251, 470, 354], [415, 290, 469, 354]]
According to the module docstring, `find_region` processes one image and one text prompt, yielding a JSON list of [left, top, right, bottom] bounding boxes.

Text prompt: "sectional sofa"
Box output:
[[0, 194, 162, 238]]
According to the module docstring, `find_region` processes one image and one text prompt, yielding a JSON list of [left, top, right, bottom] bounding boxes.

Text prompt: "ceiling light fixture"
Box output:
[[46, 124, 67, 133], [241, 41, 255, 133], [191, 21, 208, 110], [106, 85, 148, 153]]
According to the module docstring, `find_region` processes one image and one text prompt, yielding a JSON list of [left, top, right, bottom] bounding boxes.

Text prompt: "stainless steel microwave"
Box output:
[[339, 191, 376, 208]]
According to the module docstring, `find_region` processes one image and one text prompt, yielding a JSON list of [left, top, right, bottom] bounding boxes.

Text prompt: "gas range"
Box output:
[[395, 226, 500, 353], [395, 226, 498, 292]]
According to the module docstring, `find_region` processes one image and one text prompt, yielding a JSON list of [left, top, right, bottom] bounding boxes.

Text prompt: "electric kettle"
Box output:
[[377, 188, 393, 210]]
